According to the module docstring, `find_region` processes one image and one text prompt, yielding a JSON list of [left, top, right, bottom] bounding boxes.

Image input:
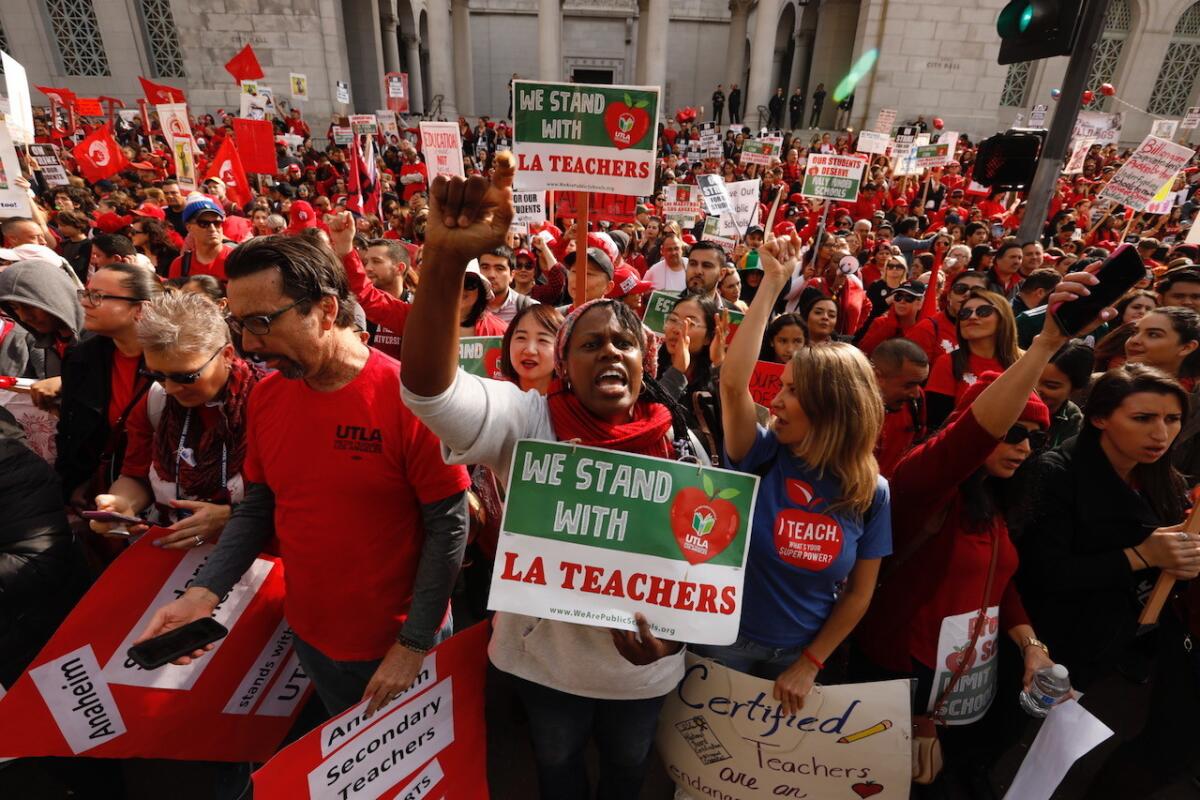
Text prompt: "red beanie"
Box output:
[[951, 371, 1050, 430]]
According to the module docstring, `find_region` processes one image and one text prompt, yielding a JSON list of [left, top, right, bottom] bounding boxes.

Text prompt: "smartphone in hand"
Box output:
[[127, 618, 228, 670], [81, 510, 146, 526], [1051, 244, 1145, 336]]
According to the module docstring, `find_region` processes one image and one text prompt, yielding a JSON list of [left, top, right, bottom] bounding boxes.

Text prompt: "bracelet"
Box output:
[[1021, 636, 1050, 657], [1131, 546, 1151, 569], [801, 649, 825, 670]]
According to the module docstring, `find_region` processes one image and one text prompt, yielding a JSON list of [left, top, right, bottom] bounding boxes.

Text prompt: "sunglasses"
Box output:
[[191, 218, 223, 229], [141, 347, 224, 385], [892, 293, 919, 303], [951, 282, 982, 296], [957, 305, 997, 320], [513, 263, 535, 270], [1002, 424, 1047, 450]]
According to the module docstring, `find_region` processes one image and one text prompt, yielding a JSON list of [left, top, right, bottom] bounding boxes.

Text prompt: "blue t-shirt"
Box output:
[[729, 425, 893, 648]]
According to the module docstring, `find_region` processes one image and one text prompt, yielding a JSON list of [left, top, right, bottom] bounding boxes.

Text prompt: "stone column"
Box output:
[[789, 30, 810, 97], [635, 0, 650, 84], [539, 0, 562, 81], [426, 0, 458, 118], [403, 34, 426, 115], [643, 0, 669, 99], [746, 0, 782, 129], [725, 0, 750, 88], [381, 12, 403, 74], [452, 0, 475, 115]]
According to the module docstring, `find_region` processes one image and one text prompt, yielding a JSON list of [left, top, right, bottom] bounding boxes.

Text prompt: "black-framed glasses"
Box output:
[[77, 289, 141, 308], [226, 298, 304, 337], [958, 305, 997, 321], [141, 347, 224, 385], [1003, 425, 1047, 450]]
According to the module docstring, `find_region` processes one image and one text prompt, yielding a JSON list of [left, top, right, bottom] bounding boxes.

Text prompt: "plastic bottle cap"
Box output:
[[1050, 664, 1069, 679]]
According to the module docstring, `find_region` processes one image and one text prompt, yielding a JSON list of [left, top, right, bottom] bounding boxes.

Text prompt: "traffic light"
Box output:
[[996, 0, 1084, 64], [972, 132, 1043, 189]]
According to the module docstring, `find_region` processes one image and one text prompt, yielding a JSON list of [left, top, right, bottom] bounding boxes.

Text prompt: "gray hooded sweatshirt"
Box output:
[[0, 259, 87, 379]]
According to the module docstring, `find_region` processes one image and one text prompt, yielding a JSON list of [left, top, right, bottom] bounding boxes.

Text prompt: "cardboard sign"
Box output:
[[335, 81, 350, 105], [458, 336, 505, 380], [740, 139, 778, 166], [1029, 103, 1049, 129], [663, 184, 703, 228], [929, 607, 999, 725], [1098, 135, 1196, 211], [1063, 137, 1094, 174], [375, 110, 400, 143], [0, 125, 32, 217], [385, 73, 410, 114], [512, 81, 660, 196], [1, 50, 34, 144], [512, 191, 548, 226], [555, 192, 638, 223], [914, 143, 951, 171], [1150, 119, 1179, 140], [697, 174, 735, 216], [873, 108, 897, 134], [1073, 111, 1122, 146], [419, 121, 465, 181], [251, 623, 490, 800], [701, 216, 738, 255], [28, 143, 70, 187], [658, 656, 912, 799], [749, 361, 784, 407], [856, 130, 890, 155], [802, 154, 866, 202], [172, 134, 198, 190], [156, 102, 195, 154], [0, 536, 305, 761], [290, 73, 308, 100], [1181, 107, 1200, 131], [331, 127, 354, 146], [489, 440, 759, 645], [349, 114, 378, 136], [718, 179, 761, 238]]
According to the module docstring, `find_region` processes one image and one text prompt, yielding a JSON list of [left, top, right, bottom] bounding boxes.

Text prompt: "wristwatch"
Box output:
[[1021, 636, 1050, 656]]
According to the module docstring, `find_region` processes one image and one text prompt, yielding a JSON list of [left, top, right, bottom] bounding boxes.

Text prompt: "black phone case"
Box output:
[[127, 618, 228, 670], [1051, 244, 1145, 336]]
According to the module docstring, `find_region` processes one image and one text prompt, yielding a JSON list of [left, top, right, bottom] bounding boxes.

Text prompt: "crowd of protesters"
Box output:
[[2, 94, 1200, 800]]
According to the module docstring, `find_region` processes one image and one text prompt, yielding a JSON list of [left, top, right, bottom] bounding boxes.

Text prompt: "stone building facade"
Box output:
[[2, 0, 1200, 144]]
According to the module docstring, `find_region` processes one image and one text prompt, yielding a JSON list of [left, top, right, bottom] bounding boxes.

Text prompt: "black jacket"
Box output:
[[728, 89, 742, 112], [1017, 434, 1181, 687], [56, 335, 147, 500], [0, 409, 89, 686]]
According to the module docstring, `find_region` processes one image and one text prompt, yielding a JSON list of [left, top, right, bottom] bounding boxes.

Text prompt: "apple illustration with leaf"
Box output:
[[774, 478, 843, 571], [945, 644, 978, 673], [604, 93, 651, 150], [670, 474, 741, 565], [484, 346, 503, 379], [851, 781, 885, 798]]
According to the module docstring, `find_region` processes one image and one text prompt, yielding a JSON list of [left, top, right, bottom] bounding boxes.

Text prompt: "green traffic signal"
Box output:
[[997, 0, 1035, 37]]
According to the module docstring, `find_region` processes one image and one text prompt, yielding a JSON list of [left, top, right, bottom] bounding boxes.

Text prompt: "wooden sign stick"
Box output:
[[1138, 501, 1200, 628], [573, 191, 590, 310]]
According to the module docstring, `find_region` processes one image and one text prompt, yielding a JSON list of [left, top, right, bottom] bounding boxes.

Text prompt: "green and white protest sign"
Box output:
[[490, 441, 758, 644], [914, 142, 950, 171], [512, 81, 659, 196], [801, 154, 866, 202], [641, 291, 745, 338], [458, 336, 504, 380]]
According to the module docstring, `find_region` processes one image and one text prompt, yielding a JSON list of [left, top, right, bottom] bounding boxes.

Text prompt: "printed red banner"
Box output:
[[749, 360, 785, 407], [72, 126, 130, 183], [252, 622, 490, 800], [555, 192, 639, 223], [232, 117, 277, 174], [0, 536, 305, 762], [36, 86, 77, 107], [205, 138, 253, 206], [74, 98, 104, 117]]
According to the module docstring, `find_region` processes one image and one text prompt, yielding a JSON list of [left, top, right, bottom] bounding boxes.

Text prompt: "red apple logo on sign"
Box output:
[[603, 93, 651, 150], [484, 346, 504, 380], [88, 140, 110, 166], [773, 479, 843, 571], [669, 474, 741, 565]]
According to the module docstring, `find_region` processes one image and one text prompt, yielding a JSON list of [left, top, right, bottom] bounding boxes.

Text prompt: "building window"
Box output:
[[1084, 0, 1129, 111], [137, 0, 184, 77], [1001, 62, 1033, 108], [1148, 2, 1200, 117], [44, 0, 110, 76]]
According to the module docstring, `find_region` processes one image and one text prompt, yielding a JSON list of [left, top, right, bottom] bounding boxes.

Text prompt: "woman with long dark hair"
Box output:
[[759, 312, 807, 363], [130, 218, 180, 278]]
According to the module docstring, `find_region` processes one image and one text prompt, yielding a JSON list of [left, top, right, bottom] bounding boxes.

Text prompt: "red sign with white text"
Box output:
[[749, 361, 784, 407], [252, 623, 490, 800], [555, 192, 639, 223], [0, 536, 305, 762]]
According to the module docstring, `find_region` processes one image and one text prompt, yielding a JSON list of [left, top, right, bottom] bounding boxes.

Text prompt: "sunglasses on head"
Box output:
[[1003, 424, 1047, 450], [957, 305, 997, 320]]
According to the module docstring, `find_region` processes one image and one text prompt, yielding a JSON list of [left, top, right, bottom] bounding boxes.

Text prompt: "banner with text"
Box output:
[[658, 656, 912, 799], [0, 536, 305, 762], [0, 125, 32, 217], [1098, 135, 1195, 211], [555, 192, 639, 223], [802, 154, 866, 202], [458, 336, 505, 380], [663, 184, 704, 228], [28, 143, 70, 187], [419, 121, 465, 182], [489, 440, 758, 644], [513, 81, 659, 196], [749, 361, 784, 408], [252, 623, 489, 800], [718, 179, 762, 238]]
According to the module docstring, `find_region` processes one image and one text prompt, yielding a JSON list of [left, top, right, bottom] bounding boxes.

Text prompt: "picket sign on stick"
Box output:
[[1137, 501, 1200, 629], [574, 191, 590, 310], [764, 184, 784, 241]]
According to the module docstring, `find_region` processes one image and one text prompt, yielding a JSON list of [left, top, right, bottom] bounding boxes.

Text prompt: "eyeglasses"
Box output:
[[226, 298, 304, 337], [191, 218, 223, 229], [957, 305, 997, 320], [141, 347, 224, 385], [77, 289, 141, 308], [1002, 424, 1047, 450], [665, 313, 707, 331]]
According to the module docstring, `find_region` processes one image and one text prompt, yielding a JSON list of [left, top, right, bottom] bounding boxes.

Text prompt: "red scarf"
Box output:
[[547, 389, 675, 460]]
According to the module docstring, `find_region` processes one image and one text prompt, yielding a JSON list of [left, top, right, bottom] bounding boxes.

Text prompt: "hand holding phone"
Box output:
[[1050, 244, 1143, 336], [82, 510, 146, 526], [128, 618, 228, 670]]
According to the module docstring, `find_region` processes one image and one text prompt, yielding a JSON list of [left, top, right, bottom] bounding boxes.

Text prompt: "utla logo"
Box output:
[[603, 93, 651, 150], [773, 478, 843, 571], [88, 140, 110, 166], [218, 160, 235, 185], [670, 474, 741, 565]]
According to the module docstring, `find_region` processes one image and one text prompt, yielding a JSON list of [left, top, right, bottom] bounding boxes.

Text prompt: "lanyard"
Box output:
[[176, 408, 227, 501]]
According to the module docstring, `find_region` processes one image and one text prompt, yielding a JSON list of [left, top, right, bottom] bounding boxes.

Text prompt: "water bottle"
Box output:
[[1018, 663, 1071, 718]]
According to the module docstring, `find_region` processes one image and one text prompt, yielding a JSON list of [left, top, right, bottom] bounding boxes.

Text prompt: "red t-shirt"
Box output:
[[109, 350, 153, 475], [925, 351, 1004, 402], [242, 350, 470, 660], [876, 397, 924, 479], [168, 244, 233, 281]]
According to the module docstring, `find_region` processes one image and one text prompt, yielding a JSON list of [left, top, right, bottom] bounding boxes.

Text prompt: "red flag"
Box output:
[[72, 126, 129, 182], [231, 118, 277, 174], [205, 138, 253, 206], [36, 86, 76, 107], [138, 76, 186, 104], [74, 98, 104, 117], [224, 44, 264, 83], [347, 135, 379, 215]]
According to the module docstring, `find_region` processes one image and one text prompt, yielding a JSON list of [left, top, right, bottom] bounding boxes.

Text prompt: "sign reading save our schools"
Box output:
[[801, 154, 866, 202], [513, 81, 660, 196], [458, 336, 504, 380], [749, 361, 785, 407], [658, 656, 912, 799], [490, 441, 759, 644], [251, 623, 489, 800]]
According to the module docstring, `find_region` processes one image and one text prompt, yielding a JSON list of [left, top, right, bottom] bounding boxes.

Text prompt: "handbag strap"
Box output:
[[930, 530, 1001, 722]]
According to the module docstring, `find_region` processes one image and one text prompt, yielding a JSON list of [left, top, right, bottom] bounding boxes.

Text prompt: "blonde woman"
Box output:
[[700, 235, 891, 714]]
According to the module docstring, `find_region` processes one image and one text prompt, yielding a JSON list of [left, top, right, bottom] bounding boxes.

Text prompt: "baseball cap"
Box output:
[[607, 264, 654, 299], [129, 161, 155, 170], [93, 211, 134, 234], [182, 196, 227, 224], [132, 202, 166, 220], [564, 247, 615, 279], [889, 280, 926, 300]]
